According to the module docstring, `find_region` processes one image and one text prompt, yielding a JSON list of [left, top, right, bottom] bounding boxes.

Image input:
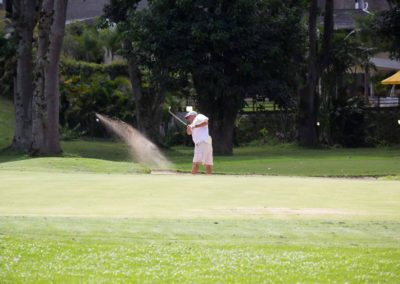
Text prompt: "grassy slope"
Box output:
[[0, 172, 399, 282], [0, 140, 399, 176], [1, 95, 400, 177], [0, 157, 148, 174], [167, 144, 400, 176]]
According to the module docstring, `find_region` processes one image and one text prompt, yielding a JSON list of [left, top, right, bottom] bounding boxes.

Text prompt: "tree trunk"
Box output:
[[124, 41, 166, 145], [193, 72, 237, 155], [298, 0, 318, 146], [11, 0, 38, 152], [137, 85, 166, 145], [205, 98, 237, 155], [125, 46, 143, 131], [31, 0, 67, 155], [46, 0, 67, 153], [208, 111, 236, 155], [298, 0, 334, 147], [319, 0, 334, 73], [31, 0, 53, 154]]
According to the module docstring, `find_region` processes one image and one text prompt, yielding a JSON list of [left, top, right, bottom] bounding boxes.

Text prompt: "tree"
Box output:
[[8, 0, 68, 154], [129, 0, 306, 154], [103, 0, 168, 144], [369, 1, 400, 59], [298, 0, 334, 147], [10, 0, 40, 151], [31, 0, 68, 155]]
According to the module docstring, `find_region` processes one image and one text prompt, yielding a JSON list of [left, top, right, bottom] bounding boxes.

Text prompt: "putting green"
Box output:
[[1, 171, 400, 282], [1, 171, 399, 220]]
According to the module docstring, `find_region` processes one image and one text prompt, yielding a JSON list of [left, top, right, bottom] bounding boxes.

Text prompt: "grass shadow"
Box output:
[[0, 147, 29, 164]]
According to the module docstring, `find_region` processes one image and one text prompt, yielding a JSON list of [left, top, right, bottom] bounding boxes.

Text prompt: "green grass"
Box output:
[[60, 139, 400, 177], [0, 140, 398, 177], [1, 173, 399, 219], [1, 218, 399, 283], [1, 172, 400, 282], [0, 157, 148, 174], [1, 97, 400, 282], [166, 144, 400, 177]]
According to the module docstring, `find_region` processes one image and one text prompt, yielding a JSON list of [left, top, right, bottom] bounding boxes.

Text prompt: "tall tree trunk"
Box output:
[[124, 41, 166, 145], [199, 95, 237, 156], [32, 0, 53, 154], [11, 0, 38, 152], [319, 0, 334, 73], [298, 0, 334, 147], [207, 106, 236, 155], [137, 84, 166, 145], [194, 72, 237, 155], [31, 0, 67, 155], [298, 0, 318, 147], [46, 0, 67, 153], [125, 41, 144, 131]]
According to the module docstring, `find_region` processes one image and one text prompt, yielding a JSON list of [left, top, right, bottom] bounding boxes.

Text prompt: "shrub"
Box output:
[[235, 111, 296, 145], [330, 96, 367, 147], [365, 109, 400, 146], [60, 59, 128, 79], [63, 21, 104, 63], [60, 72, 135, 138]]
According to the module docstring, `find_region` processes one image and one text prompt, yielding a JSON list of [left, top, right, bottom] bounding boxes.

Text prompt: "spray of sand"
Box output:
[[95, 113, 172, 169]]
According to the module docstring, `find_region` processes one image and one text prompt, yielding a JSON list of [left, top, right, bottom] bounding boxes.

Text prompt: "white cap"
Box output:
[[185, 111, 198, 118]]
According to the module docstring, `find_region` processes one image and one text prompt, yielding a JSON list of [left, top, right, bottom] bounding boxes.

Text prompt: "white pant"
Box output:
[[193, 142, 213, 165]]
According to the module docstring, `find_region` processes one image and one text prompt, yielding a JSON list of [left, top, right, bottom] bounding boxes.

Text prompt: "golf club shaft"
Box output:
[[168, 109, 187, 126]]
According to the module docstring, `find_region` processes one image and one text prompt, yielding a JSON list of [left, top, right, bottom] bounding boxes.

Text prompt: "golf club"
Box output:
[[168, 106, 187, 126]]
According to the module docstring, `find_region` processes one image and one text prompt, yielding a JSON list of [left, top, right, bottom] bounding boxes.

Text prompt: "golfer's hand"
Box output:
[[186, 125, 192, 135]]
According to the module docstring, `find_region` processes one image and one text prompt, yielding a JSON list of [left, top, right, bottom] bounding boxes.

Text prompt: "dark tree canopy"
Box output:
[[370, 4, 400, 59], [113, 0, 307, 154]]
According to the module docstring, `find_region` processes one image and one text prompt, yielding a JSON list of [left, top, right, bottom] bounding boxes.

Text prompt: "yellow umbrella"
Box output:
[[381, 71, 400, 85]]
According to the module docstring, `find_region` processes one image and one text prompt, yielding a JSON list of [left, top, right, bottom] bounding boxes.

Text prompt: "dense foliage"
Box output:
[[61, 59, 128, 78], [60, 69, 134, 137], [63, 21, 121, 63], [369, 4, 400, 59], [120, 0, 306, 153]]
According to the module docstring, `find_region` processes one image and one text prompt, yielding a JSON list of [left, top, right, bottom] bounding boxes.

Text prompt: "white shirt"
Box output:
[[190, 114, 211, 144]]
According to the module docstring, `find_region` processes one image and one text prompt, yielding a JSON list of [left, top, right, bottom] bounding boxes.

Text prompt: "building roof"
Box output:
[[66, 0, 148, 22], [333, 9, 368, 30], [66, 0, 109, 22], [371, 57, 400, 71]]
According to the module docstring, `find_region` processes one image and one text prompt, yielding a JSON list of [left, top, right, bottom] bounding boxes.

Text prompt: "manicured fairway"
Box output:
[[1, 171, 399, 282]]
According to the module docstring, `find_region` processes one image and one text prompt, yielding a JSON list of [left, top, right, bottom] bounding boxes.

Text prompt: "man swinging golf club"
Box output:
[[185, 111, 213, 174]]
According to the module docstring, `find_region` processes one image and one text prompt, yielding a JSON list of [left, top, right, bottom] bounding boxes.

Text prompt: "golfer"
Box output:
[[185, 111, 213, 174]]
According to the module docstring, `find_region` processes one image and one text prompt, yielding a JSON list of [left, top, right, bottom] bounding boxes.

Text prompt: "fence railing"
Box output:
[[368, 96, 400, 108]]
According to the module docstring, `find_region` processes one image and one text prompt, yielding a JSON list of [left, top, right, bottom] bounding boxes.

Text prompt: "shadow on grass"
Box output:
[[0, 147, 30, 164]]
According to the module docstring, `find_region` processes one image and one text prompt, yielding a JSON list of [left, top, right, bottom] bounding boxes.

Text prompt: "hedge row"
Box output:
[[60, 58, 129, 79]]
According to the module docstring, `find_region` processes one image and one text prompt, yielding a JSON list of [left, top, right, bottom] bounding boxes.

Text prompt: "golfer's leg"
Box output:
[[192, 163, 200, 174], [204, 143, 213, 175], [192, 144, 202, 174], [205, 164, 212, 175]]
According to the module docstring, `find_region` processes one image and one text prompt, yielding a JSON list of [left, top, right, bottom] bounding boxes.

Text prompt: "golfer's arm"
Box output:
[[191, 120, 208, 128]]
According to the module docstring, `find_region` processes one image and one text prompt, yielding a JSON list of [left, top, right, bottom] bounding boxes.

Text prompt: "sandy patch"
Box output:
[[188, 207, 363, 216]]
